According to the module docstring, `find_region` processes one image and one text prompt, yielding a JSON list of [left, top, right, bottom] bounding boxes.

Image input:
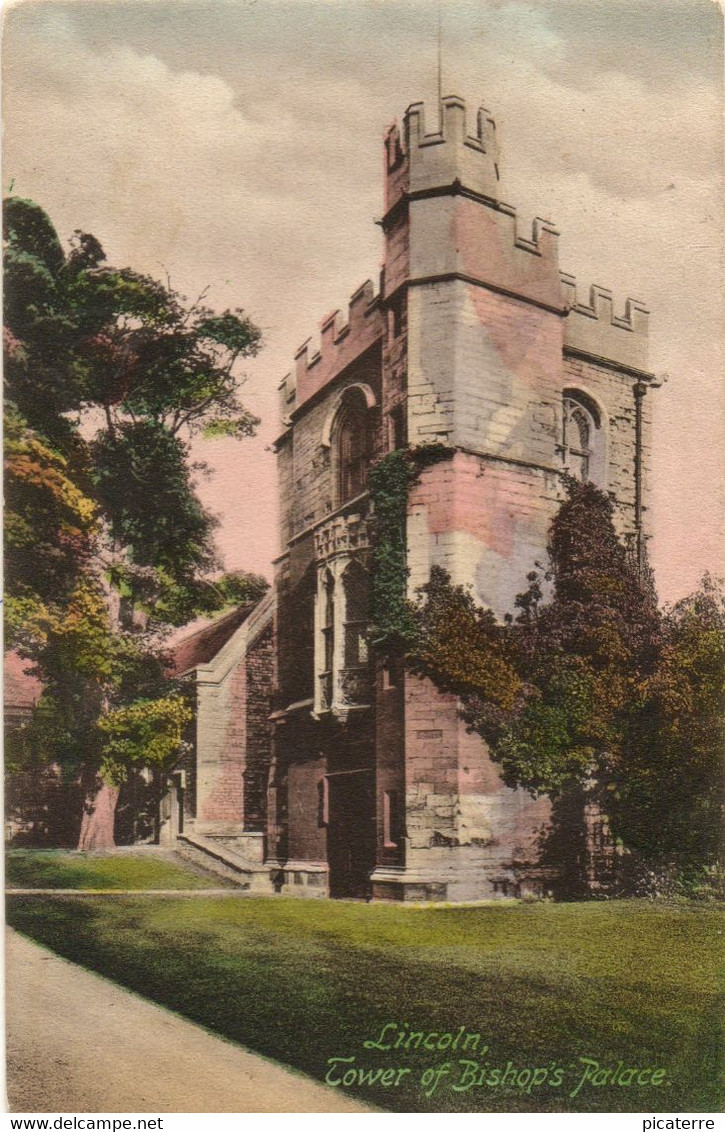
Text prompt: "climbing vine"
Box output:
[[368, 442, 451, 653], [409, 565, 521, 719]]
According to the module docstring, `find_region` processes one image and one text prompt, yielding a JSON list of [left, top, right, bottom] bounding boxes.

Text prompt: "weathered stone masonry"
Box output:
[[181, 94, 657, 901]]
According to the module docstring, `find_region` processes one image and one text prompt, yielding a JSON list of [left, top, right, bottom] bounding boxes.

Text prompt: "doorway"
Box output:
[[326, 770, 375, 899]]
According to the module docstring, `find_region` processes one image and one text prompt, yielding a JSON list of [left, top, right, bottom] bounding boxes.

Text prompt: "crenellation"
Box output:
[[518, 215, 560, 257], [403, 96, 500, 201], [278, 371, 296, 422], [561, 274, 650, 372], [292, 280, 382, 409], [183, 90, 658, 906]]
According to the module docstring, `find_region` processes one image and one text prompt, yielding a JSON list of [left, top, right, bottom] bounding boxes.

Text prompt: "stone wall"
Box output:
[[194, 597, 275, 836], [562, 351, 653, 543], [398, 672, 551, 902], [280, 348, 383, 543], [195, 659, 248, 833], [243, 623, 274, 832]]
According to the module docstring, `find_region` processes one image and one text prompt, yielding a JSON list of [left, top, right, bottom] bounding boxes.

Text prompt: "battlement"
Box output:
[[561, 273, 650, 373], [278, 280, 383, 419], [385, 95, 501, 212]]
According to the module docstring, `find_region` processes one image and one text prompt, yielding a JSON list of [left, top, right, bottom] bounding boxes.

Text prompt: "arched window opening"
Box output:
[[564, 401, 592, 480], [336, 398, 370, 504], [319, 570, 335, 710], [340, 561, 371, 707], [562, 392, 604, 485], [343, 561, 369, 669]]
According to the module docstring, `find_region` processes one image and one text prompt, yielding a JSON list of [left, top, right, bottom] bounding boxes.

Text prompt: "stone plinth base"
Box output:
[[266, 859, 329, 898], [369, 867, 448, 902], [370, 854, 558, 903]]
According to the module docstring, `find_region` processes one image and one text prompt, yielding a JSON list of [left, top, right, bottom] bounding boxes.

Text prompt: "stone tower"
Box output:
[[197, 94, 656, 901], [367, 96, 654, 900]]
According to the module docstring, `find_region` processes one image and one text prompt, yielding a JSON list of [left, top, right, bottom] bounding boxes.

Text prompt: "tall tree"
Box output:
[[606, 575, 724, 878], [4, 197, 263, 846]]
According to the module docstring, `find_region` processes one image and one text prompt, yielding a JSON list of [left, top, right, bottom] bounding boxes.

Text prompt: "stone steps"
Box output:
[[175, 833, 273, 893]]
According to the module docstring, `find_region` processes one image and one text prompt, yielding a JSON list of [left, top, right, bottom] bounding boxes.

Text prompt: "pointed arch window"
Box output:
[[563, 399, 592, 480], [562, 392, 605, 486], [340, 560, 371, 707], [335, 397, 370, 504]]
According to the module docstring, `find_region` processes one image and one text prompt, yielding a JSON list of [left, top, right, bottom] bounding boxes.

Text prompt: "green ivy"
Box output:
[[368, 443, 452, 654]]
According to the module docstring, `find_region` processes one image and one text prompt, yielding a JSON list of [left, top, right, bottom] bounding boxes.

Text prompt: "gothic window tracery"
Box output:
[[561, 391, 605, 486], [313, 511, 372, 716]]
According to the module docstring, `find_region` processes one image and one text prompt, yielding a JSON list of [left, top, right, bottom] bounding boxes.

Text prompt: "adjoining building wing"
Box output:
[[164, 591, 276, 868]]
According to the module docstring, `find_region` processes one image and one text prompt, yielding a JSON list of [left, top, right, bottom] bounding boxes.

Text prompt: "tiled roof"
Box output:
[[168, 604, 255, 676]]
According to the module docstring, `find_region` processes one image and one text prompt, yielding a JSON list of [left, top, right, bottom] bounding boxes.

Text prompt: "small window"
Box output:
[[318, 778, 329, 827], [322, 571, 335, 670], [388, 405, 406, 451], [383, 790, 403, 848], [319, 570, 335, 710], [382, 658, 400, 689]]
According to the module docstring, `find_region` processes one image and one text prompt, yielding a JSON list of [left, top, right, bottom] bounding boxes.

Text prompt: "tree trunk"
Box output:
[[78, 775, 119, 849]]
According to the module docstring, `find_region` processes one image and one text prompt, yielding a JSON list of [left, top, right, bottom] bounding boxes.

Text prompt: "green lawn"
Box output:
[[5, 848, 230, 890], [7, 870, 722, 1113]]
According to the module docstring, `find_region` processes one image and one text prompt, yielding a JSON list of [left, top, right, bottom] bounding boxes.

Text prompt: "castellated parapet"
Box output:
[[278, 280, 383, 419], [561, 274, 650, 373], [385, 95, 500, 208], [383, 96, 650, 371]]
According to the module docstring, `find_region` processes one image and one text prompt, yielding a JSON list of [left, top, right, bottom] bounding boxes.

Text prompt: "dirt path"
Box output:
[[5, 929, 372, 1113]]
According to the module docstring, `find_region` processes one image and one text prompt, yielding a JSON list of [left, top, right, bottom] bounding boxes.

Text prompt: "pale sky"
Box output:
[[3, 0, 723, 603]]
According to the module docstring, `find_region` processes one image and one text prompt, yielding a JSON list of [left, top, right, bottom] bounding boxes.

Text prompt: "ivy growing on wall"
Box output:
[[368, 442, 451, 653], [371, 442, 722, 886]]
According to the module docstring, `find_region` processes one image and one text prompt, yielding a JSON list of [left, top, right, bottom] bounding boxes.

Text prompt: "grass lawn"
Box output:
[[7, 860, 723, 1114], [5, 848, 231, 890]]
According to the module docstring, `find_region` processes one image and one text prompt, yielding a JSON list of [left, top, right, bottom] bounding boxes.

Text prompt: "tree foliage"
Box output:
[[493, 477, 660, 799], [4, 404, 98, 649], [4, 196, 264, 842], [91, 420, 217, 591], [4, 196, 261, 444], [98, 695, 193, 785], [368, 448, 419, 651], [5, 195, 262, 626], [409, 477, 722, 878], [606, 576, 724, 869], [410, 566, 521, 716], [209, 570, 270, 609], [368, 443, 453, 652]]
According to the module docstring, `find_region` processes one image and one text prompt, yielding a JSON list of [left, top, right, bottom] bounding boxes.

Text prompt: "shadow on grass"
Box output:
[[7, 895, 723, 1114]]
